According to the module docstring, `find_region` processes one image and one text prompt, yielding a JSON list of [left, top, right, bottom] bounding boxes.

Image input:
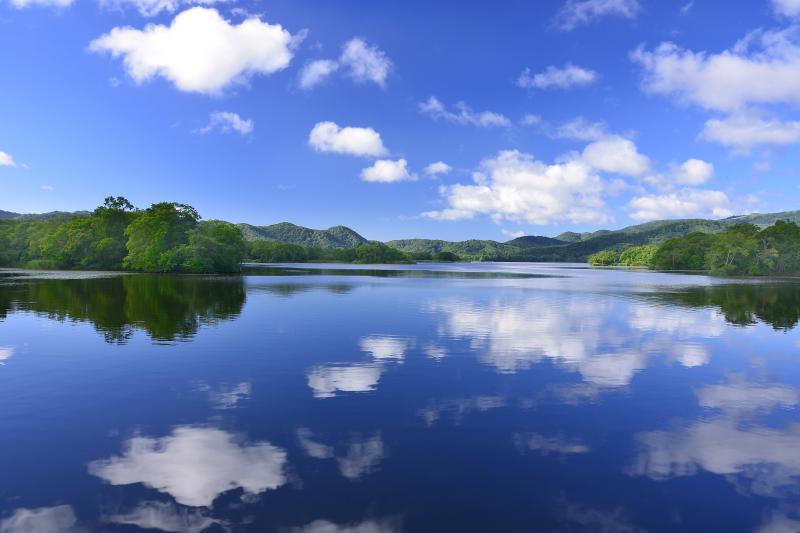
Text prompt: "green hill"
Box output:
[[0, 210, 90, 221], [238, 222, 369, 249]]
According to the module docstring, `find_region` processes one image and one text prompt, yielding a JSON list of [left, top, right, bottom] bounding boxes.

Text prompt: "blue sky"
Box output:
[[2, 0, 800, 241]]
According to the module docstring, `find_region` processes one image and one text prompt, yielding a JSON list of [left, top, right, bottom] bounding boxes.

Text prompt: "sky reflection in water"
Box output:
[[0, 264, 799, 532]]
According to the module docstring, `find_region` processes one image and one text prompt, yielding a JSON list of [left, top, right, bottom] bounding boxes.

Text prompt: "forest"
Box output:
[[588, 221, 800, 276]]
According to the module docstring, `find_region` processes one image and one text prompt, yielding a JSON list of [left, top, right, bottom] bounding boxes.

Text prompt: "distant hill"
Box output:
[[238, 222, 369, 249], [0, 210, 90, 221]]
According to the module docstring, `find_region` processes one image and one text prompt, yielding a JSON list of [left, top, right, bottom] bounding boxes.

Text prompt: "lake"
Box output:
[[1, 263, 799, 532]]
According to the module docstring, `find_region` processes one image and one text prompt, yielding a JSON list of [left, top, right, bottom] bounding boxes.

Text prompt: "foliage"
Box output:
[[239, 222, 367, 249], [434, 251, 461, 262], [0, 198, 245, 273], [617, 245, 658, 267], [354, 242, 410, 264], [588, 250, 618, 266]]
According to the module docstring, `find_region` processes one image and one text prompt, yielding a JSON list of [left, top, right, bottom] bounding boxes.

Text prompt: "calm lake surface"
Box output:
[[1, 263, 800, 532]]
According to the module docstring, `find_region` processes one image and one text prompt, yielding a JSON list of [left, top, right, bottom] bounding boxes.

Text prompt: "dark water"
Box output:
[[1, 264, 800, 532]]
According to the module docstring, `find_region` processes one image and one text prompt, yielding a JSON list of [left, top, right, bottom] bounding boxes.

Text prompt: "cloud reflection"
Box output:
[[0, 505, 79, 533], [307, 364, 384, 398], [89, 426, 287, 507], [0, 346, 14, 365], [291, 517, 401, 533], [298, 429, 385, 480], [107, 501, 219, 532]]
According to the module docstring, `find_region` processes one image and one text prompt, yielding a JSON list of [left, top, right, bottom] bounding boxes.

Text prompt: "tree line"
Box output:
[[0, 197, 461, 273], [588, 221, 800, 276]]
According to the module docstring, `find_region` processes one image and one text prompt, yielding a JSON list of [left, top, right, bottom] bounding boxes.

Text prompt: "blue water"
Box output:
[[1, 263, 799, 532]]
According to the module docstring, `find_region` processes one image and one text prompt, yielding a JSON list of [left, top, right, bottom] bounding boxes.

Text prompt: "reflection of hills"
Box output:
[[652, 283, 800, 331], [0, 275, 245, 343]]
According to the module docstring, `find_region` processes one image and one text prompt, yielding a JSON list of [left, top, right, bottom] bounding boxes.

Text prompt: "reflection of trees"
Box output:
[[0, 275, 245, 343], [653, 284, 800, 331]]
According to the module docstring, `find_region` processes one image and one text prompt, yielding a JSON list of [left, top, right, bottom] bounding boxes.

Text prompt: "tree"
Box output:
[[588, 250, 618, 266], [354, 243, 409, 264], [124, 203, 200, 272], [180, 220, 246, 273]]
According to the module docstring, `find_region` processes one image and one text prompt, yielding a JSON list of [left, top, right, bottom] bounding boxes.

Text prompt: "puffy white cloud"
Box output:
[[7, 0, 71, 8], [701, 112, 800, 150], [423, 149, 609, 225], [517, 64, 598, 90], [772, 0, 800, 18], [419, 97, 511, 127], [756, 511, 800, 533], [196, 111, 253, 135], [672, 158, 714, 185], [292, 518, 400, 533], [89, 8, 296, 95], [360, 159, 416, 183], [299, 59, 339, 89], [359, 335, 410, 359], [0, 151, 16, 167], [100, 0, 230, 17], [552, 117, 607, 141], [306, 364, 384, 398], [424, 161, 452, 176], [0, 505, 78, 533], [632, 28, 800, 111], [107, 501, 218, 533], [629, 417, 800, 497], [555, 0, 641, 31], [339, 38, 392, 87], [628, 188, 733, 221], [581, 135, 650, 177], [88, 426, 287, 507], [308, 121, 388, 157]]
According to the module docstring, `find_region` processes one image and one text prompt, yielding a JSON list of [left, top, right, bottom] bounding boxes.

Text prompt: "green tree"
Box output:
[[124, 202, 200, 272], [588, 250, 618, 266]]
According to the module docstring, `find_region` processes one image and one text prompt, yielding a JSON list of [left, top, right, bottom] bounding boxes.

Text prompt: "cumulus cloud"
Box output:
[[196, 111, 253, 135], [100, 0, 230, 17], [581, 135, 651, 177], [7, 0, 71, 8], [555, 0, 641, 31], [632, 27, 800, 111], [88, 426, 287, 507], [308, 121, 388, 157], [107, 501, 218, 533], [517, 64, 598, 90], [0, 505, 78, 533], [299, 38, 391, 90], [360, 159, 416, 183], [359, 335, 410, 359], [89, 8, 296, 95], [423, 149, 609, 225], [306, 364, 384, 398], [672, 158, 714, 185], [701, 112, 800, 150], [772, 0, 800, 18], [299, 59, 339, 89], [419, 97, 511, 127], [0, 151, 16, 167], [552, 117, 607, 141], [424, 161, 452, 176], [628, 188, 732, 221]]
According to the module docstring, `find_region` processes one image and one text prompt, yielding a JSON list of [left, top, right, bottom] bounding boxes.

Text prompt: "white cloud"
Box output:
[[297, 429, 385, 480], [697, 380, 800, 414], [419, 97, 511, 127], [196, 111, 253, 135], [40, 185, 54, 191], [517, 64, 598, 90], [0, 151, 16, 167], [89, 7, 296, 95], [501, 228, 526, 239], [8, 0, 71, 8], [299, 59, 339, 89], [628, 188, 733, 221], [423, 149, 609, 225], [359, 335, 410, 359], [553, 117, 607, 141], [308, 121, 388, 157], [701, 112, 800, 150], [772, 0, 800, 18], [424, 161, 452, 176], [292, 518, 400, 533], [0, 506, 78, 533], [339, 38, 392, 87], [88, 426, 287, 507], [107, 501, 218, 533], [673, 158, 714, 185], [555, 0, 641, 31], [632, 27, 800, 111], [197, 381, 251, 409], [581, 135, 651, 177], [0, 346, 15, 364], [360, 159, 417, 183], [306, 364, 384, 398], [100, 0, 230, 17], [520, 114, 542, 126], [756, 512, 800, 533]]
